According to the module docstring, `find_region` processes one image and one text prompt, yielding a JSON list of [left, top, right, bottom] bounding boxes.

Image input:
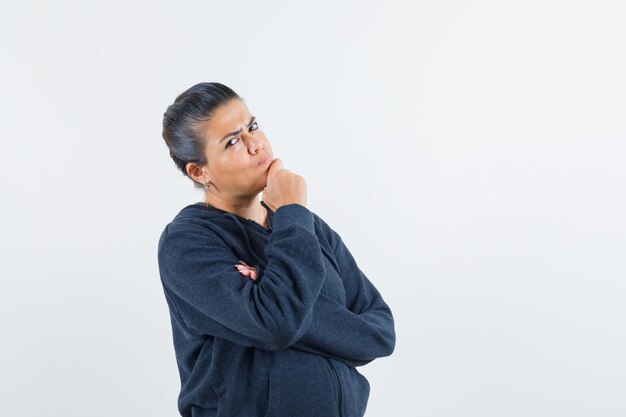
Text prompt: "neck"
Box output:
[[205, 192, 268, 228]]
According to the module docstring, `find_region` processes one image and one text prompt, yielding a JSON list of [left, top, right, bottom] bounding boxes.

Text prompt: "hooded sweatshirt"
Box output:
[[157, 201, 396, 417]]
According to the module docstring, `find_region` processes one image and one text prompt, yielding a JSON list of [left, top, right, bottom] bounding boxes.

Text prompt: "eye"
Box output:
[[225, 121, 260, 149], [225, 137, 239, 148]]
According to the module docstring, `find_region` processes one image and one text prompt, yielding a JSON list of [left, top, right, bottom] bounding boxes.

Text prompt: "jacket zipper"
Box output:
[[324, 357, 344, 417]]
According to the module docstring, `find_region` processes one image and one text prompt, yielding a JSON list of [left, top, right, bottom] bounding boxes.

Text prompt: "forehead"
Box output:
[[202, 99, 251, 144]]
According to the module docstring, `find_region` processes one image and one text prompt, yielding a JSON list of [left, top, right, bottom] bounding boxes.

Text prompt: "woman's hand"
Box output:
[[261, 157, 307, 212], [234, 260, 257, 281]]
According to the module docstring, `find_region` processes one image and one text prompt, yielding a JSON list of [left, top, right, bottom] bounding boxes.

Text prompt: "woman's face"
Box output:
[[194, 98, 273, 197]]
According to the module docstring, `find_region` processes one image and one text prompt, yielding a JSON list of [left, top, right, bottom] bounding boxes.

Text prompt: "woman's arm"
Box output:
[[235, 220, 396, 367], [288, 233, 396, 366], [158, 204, 326, 351]]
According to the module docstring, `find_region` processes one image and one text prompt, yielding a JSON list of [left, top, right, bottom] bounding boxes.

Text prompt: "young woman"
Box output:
[[158, 82, 396, 417]]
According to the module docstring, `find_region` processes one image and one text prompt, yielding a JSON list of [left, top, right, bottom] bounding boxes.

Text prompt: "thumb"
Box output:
[[267, 157, 283, 178]]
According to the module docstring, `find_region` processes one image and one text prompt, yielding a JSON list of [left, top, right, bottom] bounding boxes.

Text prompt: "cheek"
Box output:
[[215, 154, 249, 177], [261, 134, 271, 148], [210, 155, 236, 177]]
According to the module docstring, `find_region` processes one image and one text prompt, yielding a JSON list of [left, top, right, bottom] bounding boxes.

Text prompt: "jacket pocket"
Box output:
[[322, 357, 343, 416], [264, 366, 281, 417], [350, 366, 371, 416], [265, 349, 341, 417]]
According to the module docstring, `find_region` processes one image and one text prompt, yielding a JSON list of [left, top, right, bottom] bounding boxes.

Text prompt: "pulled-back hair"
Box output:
[[162, 82, 241, 189]]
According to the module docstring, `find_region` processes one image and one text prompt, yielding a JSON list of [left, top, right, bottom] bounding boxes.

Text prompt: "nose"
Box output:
[[247, 135, 264, 154]]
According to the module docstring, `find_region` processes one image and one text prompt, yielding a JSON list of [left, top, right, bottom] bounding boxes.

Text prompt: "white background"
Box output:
[[1, 1, 625, 416]]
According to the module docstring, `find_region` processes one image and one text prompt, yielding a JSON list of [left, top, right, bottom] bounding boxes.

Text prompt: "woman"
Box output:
[[158, 82, 396, 417]]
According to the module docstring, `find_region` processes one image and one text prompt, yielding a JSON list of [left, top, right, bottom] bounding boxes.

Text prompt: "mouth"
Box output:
[[258, 155, 271, 166]]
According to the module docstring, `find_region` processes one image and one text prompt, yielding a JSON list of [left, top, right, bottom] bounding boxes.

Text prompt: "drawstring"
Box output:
[[260, 199, 274, 231]]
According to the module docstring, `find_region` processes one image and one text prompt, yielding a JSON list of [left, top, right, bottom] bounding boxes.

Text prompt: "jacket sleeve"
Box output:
[[157, 203, 326, 351], [289, 232, 396, 367]]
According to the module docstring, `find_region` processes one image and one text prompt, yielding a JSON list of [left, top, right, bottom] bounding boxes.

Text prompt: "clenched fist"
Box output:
[[261, 157, 307, 212]]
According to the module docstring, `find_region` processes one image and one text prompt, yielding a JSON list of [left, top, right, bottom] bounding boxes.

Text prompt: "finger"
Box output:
[[235, 265, 256, 272], [268, 158, 283, 177], [241, 270, 256, 280], [236, 267, 257, 277]]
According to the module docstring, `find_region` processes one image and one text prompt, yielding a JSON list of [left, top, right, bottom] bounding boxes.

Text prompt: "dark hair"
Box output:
[[162, 82, 242, 190]]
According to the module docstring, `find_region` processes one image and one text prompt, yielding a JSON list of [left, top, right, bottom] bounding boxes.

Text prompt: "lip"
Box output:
[[258, 155, 271, 166]]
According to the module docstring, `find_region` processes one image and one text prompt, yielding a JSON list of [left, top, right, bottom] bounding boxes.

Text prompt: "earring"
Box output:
[[204, 178, 210, 189]]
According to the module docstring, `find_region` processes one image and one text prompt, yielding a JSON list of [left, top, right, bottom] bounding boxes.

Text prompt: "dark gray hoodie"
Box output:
[[157, 201, 395, 417]]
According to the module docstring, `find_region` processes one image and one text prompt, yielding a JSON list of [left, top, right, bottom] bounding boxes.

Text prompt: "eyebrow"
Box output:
[[219, 116, 256, 143]]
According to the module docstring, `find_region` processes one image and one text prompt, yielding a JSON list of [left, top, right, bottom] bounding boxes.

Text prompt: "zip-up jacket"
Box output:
[[157, 201, 396, 417]]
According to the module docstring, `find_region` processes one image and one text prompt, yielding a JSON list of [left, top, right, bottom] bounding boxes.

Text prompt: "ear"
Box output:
[[186, 162, 204, 184]]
